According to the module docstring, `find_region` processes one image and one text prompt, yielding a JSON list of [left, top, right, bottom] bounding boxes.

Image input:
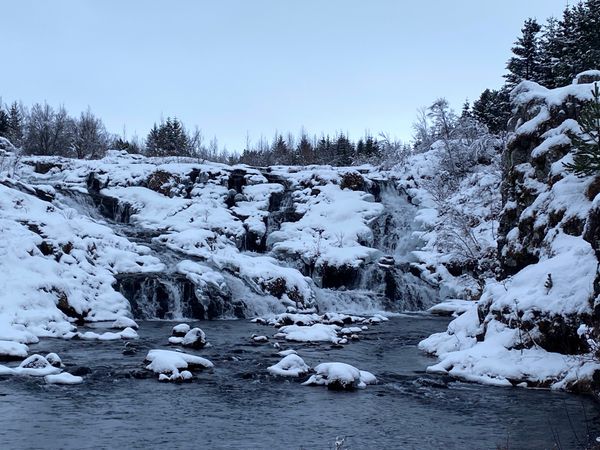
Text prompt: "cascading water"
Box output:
[[355, 180, 437, 311], [52, 170, 438, 320]]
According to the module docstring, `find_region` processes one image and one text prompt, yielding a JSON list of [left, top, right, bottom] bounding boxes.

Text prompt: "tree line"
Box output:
[[1, 0, 597, 166]]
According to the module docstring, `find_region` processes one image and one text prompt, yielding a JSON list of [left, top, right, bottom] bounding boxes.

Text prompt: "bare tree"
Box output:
[[72, 108, 109, 159], [24, 103, 74, 156]]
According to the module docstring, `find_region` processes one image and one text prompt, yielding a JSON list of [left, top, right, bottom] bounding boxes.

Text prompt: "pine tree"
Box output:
[[364, 135, 380, 159], [505, 18, 542, 86], [0, 108, 8, 138], [6, 102, 24, 146], [333, 133, 353, 166], [564, 83, 600, 176], [472, 88, 512, 134], [537, 17, 563, 88], [145, 118, 190, 157], [272, 134, 289, 164], [145, 124, 161, 156], [297, 133, 314, 164]]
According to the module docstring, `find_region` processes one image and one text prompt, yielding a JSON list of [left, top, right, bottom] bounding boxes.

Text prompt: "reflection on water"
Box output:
[[0, 315, 598, 450]]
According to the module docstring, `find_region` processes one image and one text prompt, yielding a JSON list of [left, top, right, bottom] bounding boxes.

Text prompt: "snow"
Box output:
[[276, 324, 341, 343], [145, 349, 214, 374], [111, 316, 139, 329], [77, 327, 138, 341], [419, 76, 600, 390], [45, 372, 83, 385], [267, 354, 310, 377], [0, 354, 62, 377], [158, 368, 193, 382], [0, 340, 29, 359], [172, 323, 191, 336], [428, 299, 478, 317], [181, 328, 207, 347], [302, 362, 377, 389]]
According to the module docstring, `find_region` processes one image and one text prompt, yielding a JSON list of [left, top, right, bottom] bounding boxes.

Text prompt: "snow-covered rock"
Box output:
[[428, 299, 477, 317], [172, 323, 191, 337], [45, 372, 83, 385], [275, 324, 341, 343], [0, 340, 29, 360], [158, 368, 193, 383], [144, 349, 214, 376], [420, 74, 600, 391], [302, 362, 377, 390], [45, 352, 63, 368], [111, 316, 139, 330], [77, 327, 138, 341], [181, 328, 207, 349], [267, 354, 310, 377]]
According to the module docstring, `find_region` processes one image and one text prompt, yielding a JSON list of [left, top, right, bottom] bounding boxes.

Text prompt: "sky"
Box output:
[[1, 0, 567, 152]]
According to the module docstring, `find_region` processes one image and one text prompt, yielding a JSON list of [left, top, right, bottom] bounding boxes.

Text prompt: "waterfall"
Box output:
[[51, 172, 438, 320], [356, 181, 437, 311]]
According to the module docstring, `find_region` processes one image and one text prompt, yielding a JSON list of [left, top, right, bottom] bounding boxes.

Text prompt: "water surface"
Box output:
[[0, 315, 598, 449]]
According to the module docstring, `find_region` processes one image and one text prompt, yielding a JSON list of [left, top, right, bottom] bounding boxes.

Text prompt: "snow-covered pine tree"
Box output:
[[564, 83, 600, 176]]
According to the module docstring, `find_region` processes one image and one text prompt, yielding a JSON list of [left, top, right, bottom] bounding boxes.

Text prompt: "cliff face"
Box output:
[[497, 74, 600, 354], [420, 72, 600, 392]]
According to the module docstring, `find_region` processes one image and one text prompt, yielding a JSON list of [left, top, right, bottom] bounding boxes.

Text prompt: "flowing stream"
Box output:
[[0, 316, 597, 450]]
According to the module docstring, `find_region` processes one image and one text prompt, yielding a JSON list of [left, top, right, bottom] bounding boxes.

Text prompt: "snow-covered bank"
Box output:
[[419, 73, 600, 392]]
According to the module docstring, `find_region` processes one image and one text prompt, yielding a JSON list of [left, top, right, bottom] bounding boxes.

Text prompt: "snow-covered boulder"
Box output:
[[111, 316, 139, 330], [275, 324, 341, 343], [302, 362, 377, 390], [0, 340, 29, 360], [144, 349, 213, 377], [428, 299, 477, 317], [45, 353, 63, 368], [45, 372, 83, 385], [172, 323, 191, 337], [158, 368, 193, 383], [267, 354, 310, 377], [181, 328, 207, 349]]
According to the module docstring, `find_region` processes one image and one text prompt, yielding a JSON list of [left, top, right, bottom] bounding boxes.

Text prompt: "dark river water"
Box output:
[[0, 315, 598, 450]]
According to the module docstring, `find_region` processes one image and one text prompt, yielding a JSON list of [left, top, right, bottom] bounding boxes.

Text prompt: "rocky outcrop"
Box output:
[[420, 73, 600, 392]]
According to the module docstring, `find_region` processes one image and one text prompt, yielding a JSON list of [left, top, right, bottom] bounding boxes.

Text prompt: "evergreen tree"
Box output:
[[564, 83, 600, 176], [537, 17, 563, 88], [145, 124, 160, 155], [0, 107, 8, 138], [297, 133, 314, 164], [364, 135, 380, 159], [6, 102, 24, 146], [145, 117, 190, 157], [333, 133, 354, 166], [271, 134, 289, 164], [472, 88, 512, 134], [505, 18, 542, 86]]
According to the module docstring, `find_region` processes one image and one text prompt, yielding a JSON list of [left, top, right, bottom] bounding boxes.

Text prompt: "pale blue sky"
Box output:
[[1, 1, 566, 151]]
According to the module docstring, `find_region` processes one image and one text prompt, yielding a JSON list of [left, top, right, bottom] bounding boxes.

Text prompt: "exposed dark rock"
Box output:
[[320, 263, 360, 289], [340, 172, 366, 191]]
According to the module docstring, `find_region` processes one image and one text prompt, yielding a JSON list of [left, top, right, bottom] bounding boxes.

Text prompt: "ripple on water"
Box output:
[[0, 316, 598, 450]]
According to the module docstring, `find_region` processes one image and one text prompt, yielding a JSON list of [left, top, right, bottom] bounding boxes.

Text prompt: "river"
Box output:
[[0, 315, 598, 449]]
